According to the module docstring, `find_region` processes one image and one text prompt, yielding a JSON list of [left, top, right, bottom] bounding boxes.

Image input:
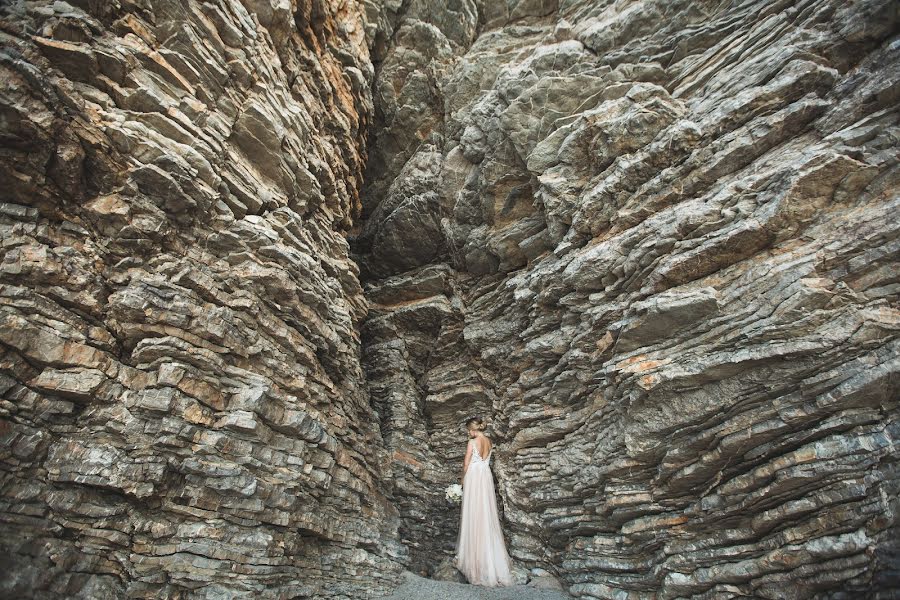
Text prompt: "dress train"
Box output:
[[454, 440, 514, 586]]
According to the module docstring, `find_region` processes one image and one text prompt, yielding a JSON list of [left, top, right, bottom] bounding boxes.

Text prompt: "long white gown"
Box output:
[[454, 438, 514, 586]]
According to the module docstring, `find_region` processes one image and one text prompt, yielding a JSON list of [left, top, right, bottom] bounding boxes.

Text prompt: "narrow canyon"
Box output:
[[0, 0, 897, 599]]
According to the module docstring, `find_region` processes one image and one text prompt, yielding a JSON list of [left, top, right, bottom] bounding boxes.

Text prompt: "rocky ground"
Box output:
[[0, 0, 898, 598], [376, 571, 573, 600]]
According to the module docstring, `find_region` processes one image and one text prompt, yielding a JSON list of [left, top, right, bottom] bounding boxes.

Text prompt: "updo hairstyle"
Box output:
[[465, 415, 486, 431]]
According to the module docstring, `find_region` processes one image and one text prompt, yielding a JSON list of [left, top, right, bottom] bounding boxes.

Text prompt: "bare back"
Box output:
[[474, 434, 492, 459]]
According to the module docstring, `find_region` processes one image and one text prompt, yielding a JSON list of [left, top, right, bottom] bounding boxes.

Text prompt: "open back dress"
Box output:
[[454, 438, 514, 586]]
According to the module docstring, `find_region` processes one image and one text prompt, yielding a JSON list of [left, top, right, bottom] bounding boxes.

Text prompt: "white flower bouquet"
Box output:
[[445, 483, 463, 505]]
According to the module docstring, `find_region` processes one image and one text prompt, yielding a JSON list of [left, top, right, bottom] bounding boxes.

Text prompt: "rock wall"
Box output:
[[0, 1, 406, 598], [353, 0, 900, 596], [2, 0, 899, 598]]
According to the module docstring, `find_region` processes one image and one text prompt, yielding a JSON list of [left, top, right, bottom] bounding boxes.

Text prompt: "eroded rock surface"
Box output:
[[2, 0, 899, 598], [0, 1, 405, 598], [353, 0, 900, 597]]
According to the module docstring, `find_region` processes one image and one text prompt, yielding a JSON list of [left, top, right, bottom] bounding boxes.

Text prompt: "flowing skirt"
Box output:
[[454, 462, 514, 586]]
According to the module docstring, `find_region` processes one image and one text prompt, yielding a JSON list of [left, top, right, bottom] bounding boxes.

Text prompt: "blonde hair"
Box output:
[[465, 415, 486, 431]]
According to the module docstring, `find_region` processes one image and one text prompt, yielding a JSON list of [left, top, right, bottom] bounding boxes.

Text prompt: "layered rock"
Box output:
[[2, 0, 899, 597], [353, 0, 900, 596], [0, 1, 406, 598]]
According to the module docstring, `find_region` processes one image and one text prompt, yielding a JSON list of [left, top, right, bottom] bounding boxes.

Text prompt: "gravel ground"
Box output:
[[374, 571, 574, 600]]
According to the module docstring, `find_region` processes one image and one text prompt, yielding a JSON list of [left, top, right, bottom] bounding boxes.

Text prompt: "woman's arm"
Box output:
[[461, 440, 473, 484]]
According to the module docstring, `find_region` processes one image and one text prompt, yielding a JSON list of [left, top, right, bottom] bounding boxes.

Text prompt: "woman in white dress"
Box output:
[[454, 415, 515, 586]]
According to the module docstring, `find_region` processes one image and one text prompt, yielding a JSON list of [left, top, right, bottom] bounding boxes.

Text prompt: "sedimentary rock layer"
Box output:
[[353, 0, 900, 596], [2, 0, 899, 597], [0, 1, 406, 598]]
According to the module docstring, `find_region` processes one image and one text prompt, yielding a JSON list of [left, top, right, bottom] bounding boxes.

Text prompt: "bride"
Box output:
[[454, 415, 515, 586]]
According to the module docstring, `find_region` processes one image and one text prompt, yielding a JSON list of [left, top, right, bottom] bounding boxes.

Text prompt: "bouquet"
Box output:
[[445, 483, 463, 505]]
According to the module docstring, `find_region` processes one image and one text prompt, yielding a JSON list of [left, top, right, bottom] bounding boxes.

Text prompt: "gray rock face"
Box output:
[[354, 0, 900, 597], [2, 0, 899, 598], [0, 1, 405, 598]]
